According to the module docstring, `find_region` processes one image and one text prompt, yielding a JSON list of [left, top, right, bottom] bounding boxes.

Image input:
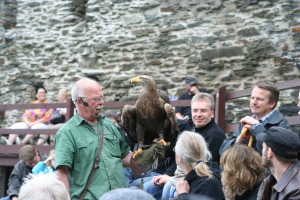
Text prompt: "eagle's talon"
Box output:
[[153, 138, 167, 146], [133, 148, 143, 159]]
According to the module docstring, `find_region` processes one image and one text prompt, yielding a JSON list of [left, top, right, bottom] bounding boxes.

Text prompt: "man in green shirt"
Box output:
[[55, 78, 133, 200]]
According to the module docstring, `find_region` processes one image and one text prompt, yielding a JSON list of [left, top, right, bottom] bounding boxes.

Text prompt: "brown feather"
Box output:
[[122, 75, 179, 146]]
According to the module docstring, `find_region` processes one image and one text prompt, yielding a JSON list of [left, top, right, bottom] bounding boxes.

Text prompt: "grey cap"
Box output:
[[256, 126, 300, 159], [185, 77, 197, 85]]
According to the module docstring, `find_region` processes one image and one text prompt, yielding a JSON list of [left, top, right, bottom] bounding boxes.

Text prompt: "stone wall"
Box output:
[[0, 0, 300, 128]]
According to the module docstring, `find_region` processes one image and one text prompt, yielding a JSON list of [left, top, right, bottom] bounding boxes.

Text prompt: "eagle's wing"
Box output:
[[163, 103, 179, 143], [121, 105, 138, 144]]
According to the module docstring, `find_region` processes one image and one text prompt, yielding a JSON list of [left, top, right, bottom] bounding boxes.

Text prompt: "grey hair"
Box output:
[[19, 173, 70, 200], [175, 131, 213, 178], [71, 77, 99, 105], [71, 81, 85, 102], [99, 188, 155, 200], [191, 93, 215, 110]]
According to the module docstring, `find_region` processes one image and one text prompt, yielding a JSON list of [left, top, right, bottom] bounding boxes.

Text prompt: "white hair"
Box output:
[[18, 173, 70, 200], [175, 131, 213, 178]]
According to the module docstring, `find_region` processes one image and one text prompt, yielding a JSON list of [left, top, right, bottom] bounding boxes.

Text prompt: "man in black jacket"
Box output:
[[190, 92, 226, 163], [144, 93, 226, 199], [1, 145, 41, 200]]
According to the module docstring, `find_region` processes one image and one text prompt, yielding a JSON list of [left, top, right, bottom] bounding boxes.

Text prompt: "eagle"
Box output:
[[122, 75, 179, 159]]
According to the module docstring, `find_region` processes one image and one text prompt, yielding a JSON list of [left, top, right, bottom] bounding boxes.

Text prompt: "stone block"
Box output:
[[247, 40, 276, 59], [201, 46, 244, 60], [237, 27, 260, 37]]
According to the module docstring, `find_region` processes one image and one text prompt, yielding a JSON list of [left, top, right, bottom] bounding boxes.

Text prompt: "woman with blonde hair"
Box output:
[[220, 144, 264, 200], [173, 131, 224, 199]]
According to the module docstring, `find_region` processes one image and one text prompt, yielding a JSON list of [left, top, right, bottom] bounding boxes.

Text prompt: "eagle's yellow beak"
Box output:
[[130, 77, 142, 84]]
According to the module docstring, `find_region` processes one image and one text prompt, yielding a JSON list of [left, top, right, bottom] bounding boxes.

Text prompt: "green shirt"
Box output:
[[54, 114, 130, 200]]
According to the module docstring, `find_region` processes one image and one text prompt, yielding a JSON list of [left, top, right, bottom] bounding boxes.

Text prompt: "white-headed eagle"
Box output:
[[122, 75, 179, 159]]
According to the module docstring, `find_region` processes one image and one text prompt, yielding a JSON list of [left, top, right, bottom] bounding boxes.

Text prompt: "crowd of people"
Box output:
[[1, 77, 300, 200], [1, 88, 71, 146]]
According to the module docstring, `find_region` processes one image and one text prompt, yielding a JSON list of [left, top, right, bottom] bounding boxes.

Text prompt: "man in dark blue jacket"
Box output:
[[219, 81, 290, 156]]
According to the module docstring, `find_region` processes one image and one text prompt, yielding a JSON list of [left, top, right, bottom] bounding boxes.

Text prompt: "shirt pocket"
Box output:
[[104, 134, 121, 158], [77, 138, 95, 163]]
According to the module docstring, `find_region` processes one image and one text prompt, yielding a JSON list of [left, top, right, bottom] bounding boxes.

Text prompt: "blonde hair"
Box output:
[[58, 88, 71, 99], [220, 145, 264, 199], [175, 131, 213, 178], [191, 93, 215, 110], [45, 149, 55, 168]]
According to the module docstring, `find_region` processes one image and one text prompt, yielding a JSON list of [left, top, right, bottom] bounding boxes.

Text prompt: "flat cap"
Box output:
[[256, 126, 300, 159], [185, 77, 197, 85]]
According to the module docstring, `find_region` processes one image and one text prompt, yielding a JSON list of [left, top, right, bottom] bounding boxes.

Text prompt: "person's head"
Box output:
[[220, 145, 264, 199], [257, 127, 300, 169], [184, 77, 198, 92], [57, 88, 71, 103], [18, 173, 70, 200], [99, 188, 155, 200], [72, 78, 104, 121], [35, 86, 47, 102], [250, 81, 279, 119], [104, 112, 120, 127], [175, 131, 213, 178], [19, 145, 40, 168], [157, 84, 169, 95], [191, 93, 214, 128], [158, 90, 170, 104]]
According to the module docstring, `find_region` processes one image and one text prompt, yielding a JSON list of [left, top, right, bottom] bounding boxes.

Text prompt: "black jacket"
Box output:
[[235, 182, 261, 200], [7, 160, 32, 198], [194, 119, 226, 163], [177, 162, 225, 200]]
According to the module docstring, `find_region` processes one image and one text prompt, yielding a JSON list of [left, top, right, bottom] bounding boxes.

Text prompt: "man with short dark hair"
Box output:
[[256, 126, 300, 200], [219, 80, 290, 155], [175, 77, 206, 127], [1, 145, 41, 200]]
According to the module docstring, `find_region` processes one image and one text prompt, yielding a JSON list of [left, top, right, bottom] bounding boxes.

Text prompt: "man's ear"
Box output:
[[269, 101, 276, 110], [268, 147, 274, 159]]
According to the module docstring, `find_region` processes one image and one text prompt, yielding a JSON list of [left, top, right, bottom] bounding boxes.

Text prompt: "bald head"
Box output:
[[72, 78, 101, 102]]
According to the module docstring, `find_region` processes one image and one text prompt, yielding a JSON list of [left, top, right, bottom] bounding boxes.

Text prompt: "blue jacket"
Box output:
[[219, 110, 290, 155]]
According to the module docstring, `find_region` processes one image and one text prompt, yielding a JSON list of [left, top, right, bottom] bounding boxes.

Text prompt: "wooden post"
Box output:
[[65, 98, 75, 121], [214, 86, 227, 132]]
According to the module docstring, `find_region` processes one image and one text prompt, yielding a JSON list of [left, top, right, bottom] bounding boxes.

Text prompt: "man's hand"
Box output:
[[240, 116, 260, 126], [236, 116, 261, 144], [190, 86, 200, 95], [151, 175, 171, 187]]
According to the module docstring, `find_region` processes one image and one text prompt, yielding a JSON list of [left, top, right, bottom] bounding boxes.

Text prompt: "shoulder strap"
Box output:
[[79, 127, 104, 200]]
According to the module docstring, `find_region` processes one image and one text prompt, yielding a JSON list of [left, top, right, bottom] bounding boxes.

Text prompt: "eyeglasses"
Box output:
[[80, 96, 104, 102]]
